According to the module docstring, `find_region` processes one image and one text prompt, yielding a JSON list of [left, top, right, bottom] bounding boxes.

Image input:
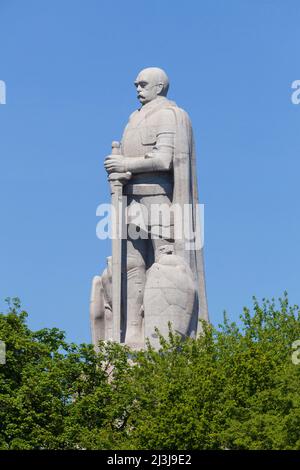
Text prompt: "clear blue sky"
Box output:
[[0, 0, 299, 344]]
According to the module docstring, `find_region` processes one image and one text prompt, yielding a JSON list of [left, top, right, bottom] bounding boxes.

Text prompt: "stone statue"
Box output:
[[90, 67, 208, 350]]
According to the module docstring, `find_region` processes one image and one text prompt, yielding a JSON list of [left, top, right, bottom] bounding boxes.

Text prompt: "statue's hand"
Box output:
[[104, 155, 126, 173]]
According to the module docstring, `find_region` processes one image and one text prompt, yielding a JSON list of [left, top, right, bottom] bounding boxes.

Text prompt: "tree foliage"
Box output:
[[0, 294, 300, 450]]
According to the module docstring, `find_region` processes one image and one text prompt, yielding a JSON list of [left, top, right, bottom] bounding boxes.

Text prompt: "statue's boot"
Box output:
[[125, 264, 145, 349]]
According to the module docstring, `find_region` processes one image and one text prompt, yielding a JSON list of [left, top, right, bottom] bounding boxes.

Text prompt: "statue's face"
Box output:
[[134, 71, 163, 105]]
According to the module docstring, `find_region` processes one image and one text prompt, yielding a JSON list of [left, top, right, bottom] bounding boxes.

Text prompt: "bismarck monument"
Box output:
[[90, 67, 208, 350]]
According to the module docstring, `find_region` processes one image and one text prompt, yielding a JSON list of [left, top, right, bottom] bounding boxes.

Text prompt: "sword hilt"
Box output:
[[109, 141, 131, 184], [111, 141, 121, 155]]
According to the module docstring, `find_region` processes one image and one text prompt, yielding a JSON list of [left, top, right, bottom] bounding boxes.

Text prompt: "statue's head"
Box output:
[[134, 67, 169, 105]]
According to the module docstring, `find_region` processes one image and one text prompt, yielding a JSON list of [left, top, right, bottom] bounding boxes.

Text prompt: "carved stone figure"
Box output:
[[91, 67, 208, 350], [90, 257, 113, 349]]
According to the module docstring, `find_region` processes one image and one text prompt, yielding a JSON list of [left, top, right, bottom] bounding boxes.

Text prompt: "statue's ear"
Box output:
[[157, 83, 164, 95]]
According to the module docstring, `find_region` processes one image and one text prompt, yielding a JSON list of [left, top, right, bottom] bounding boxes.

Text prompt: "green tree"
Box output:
[[0, 294, 300, 450], [0, 297, 114, 449]]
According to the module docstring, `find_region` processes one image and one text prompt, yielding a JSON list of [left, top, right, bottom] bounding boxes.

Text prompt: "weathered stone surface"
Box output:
[[90, 257, 113, 348], [143, 246, 196, 349], [90, 275, 104, 349]]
